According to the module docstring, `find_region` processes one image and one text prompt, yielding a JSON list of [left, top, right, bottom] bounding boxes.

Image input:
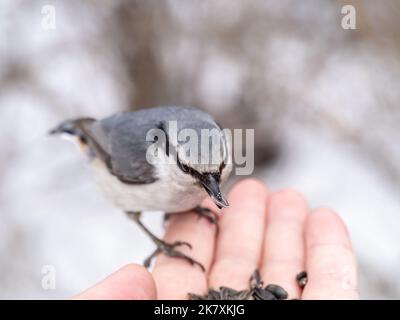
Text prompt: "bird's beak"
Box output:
[[201, 174, 229, 209]]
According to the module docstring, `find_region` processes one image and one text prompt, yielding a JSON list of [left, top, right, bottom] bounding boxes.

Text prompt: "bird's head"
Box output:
[[173, 126, 231, 209]]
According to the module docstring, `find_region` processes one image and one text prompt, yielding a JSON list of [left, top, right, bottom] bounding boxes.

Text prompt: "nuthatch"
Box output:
[[50, 106, 232, 270]]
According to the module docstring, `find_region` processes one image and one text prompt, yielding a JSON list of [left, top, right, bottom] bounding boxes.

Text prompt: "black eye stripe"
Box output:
[[177, 157, 201, 179], [177, 157, 221, 183]]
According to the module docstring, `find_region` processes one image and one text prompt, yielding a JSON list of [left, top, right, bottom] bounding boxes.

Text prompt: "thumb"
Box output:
[[73, 264, 157, 300]]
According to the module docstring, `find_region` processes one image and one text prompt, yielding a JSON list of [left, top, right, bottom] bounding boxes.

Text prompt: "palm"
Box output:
[[75, 179, 359, 300]]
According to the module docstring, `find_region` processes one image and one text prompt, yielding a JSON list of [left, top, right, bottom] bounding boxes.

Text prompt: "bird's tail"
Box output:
[[48, 118, 95, 137]]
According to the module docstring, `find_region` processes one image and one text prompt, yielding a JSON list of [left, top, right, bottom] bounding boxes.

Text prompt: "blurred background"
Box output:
[[1, 0, 400, 299]]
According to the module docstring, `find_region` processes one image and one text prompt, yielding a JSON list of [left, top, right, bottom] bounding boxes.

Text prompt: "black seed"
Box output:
[[253, 288, 277, 300], [236, 289, 252, 300], [265, 284, 288, 300], [208, 288, 221, 300], [188, 293, 205, 300], [296, 271, 308, 288], [220, 286, 239, 299], [190, 269, 293, 301], [250, 269, 263, 289]]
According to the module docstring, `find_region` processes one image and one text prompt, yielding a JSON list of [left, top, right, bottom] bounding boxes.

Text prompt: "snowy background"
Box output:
[[1, 0, 400, 299]]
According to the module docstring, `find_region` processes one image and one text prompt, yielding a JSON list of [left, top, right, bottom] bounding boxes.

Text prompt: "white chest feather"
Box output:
[[89, 158, 209, 213]]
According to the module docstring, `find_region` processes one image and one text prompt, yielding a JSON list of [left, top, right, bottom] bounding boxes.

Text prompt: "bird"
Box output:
[[49, 106, 232, 271]]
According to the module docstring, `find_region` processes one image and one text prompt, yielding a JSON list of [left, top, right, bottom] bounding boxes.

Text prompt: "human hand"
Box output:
[[74, 179, 359, 300]]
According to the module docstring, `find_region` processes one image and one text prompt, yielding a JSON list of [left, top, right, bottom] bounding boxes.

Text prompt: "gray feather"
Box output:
[[86, 106, 220, 184]]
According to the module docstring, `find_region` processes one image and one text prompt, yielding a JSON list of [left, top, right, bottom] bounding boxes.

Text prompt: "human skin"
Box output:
[[73, 179, 359, 300]]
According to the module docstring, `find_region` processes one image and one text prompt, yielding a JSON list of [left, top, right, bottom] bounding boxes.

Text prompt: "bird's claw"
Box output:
[[143, 239, 205, 272], [163, 207, 220, 233], [193, 206, 220, 233]]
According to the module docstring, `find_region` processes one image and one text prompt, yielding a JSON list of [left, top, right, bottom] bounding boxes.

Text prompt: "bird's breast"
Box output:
[[88, 159, 207, 213]]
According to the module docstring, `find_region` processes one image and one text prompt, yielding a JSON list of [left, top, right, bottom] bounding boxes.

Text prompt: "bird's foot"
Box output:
[[143, 238, 205, 272], [163, 206, 219, 232], [193, 206, 219, 229]]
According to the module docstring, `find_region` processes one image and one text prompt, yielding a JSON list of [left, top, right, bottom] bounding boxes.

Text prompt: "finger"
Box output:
[[302, 208, 359, 300], [260, 189, 308, 299], [73, 264, 156, 300], [209, 178, 269, 290], [152, 201, 218, 300]]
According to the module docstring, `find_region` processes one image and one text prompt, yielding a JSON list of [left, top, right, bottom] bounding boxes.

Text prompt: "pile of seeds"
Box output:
[[189, 270, 308, 300]]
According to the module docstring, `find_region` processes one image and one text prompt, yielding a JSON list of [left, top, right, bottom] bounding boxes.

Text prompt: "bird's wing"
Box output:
[[85, 106, 221, 184], [87, 113, 158, 185]]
